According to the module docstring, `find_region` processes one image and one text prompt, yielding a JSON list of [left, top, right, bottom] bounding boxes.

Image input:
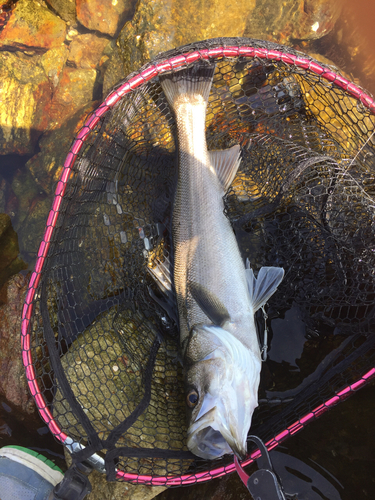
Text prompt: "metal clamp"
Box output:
[[235, 435, 286, 500]]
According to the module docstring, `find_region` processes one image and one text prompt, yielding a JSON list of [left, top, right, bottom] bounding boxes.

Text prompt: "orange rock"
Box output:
[[49, 66, 97, 122], [67, 33, 112, 70], [0, 0, 67, 52], [76, 0, 136, 37]]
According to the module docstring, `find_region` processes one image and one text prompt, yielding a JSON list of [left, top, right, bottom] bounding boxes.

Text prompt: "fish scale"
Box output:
[[167, 91, 259, 357]]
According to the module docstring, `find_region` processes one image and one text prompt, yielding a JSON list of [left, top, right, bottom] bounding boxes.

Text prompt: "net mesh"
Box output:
[[23, 37, 375, 485]]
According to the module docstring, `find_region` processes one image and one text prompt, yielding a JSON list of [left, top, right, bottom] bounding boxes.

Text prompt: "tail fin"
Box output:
[[160, 62, 215, 109]]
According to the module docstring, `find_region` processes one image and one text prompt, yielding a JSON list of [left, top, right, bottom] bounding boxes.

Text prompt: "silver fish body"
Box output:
[[157, 65, 284, 460]]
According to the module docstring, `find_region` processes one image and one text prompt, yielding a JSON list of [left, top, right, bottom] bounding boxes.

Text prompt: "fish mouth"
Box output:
[[187, 406, 247, 460]]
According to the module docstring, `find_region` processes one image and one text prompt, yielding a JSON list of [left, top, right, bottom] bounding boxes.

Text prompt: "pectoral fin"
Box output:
[[209, 145, 241, 191], [189, 282, 230, 326], [246, 259, 284, 312]]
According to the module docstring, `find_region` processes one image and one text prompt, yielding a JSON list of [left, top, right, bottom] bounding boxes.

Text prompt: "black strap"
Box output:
[[41, 276, 103, 453]]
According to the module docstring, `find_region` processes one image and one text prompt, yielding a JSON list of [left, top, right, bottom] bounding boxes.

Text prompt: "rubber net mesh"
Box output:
[[26, 38, 375, 484]]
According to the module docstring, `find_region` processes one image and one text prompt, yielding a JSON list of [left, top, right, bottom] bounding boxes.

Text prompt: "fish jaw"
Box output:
[[184, 325, 261, 460]]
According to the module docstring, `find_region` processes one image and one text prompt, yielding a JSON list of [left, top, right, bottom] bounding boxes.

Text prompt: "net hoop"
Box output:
[[21, 40, 375, 485]]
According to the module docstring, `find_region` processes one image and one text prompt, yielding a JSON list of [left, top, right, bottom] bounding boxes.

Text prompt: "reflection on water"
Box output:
[[307, 0, 375, 97], [268, 303, 306, 368]]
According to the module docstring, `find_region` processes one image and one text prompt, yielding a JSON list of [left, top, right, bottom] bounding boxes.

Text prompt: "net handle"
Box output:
[[20, 40, 375, 485]]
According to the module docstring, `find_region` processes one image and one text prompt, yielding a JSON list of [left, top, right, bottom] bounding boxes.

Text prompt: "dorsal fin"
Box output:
[[209, 145, 241, 191]]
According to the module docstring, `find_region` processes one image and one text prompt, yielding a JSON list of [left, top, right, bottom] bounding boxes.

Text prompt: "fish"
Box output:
[[152, 63, 284, 460]]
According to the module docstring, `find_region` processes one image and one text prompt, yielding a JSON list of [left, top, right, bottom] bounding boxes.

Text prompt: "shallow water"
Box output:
[[0, 0, 375, 497]]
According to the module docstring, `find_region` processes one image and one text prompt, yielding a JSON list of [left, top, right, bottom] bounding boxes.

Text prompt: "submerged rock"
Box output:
[[0, 214, 27, 289], [0, 273, 34, 413], [0, 0, 67, 53], [76, 0, 137, 37], [49, 66, 98, 122], [26, 101, 99, 194], [67, 34, 112, 70], [53, 307, 189, 477], [40, 45, 69, 89], [244, 0, 341, 44], [0, 51, 52, 155], [116, 0, 256, 76], [45, 0, 77, 25]]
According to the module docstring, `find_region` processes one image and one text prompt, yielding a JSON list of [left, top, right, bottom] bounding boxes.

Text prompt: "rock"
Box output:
[[102, 44, 127, 96], [40, 45, 69, 89], [244, 0, 341, 44], [45, 0, 77, 25], [67, 33, 112, 70], [49, 66, 98, 122], [10, 166, 46, 229], [76, 0, 137, 37], [53, 307, 189, 477], [0, 176, 7, 213], [16, 196, 51, 262], [0, 273, 35, 413], [26, 101, 99, 195], [0, 51, 52, 155], [116, 0, 256, 76], [0, 214, 27, 289], [0, 0, 67, 53]]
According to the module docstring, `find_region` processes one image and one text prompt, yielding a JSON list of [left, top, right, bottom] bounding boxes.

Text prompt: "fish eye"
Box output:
[[186, 389, 199, 408]]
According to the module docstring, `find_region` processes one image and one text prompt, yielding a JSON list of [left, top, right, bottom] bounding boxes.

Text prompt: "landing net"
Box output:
[[21, 37, 375, 486]]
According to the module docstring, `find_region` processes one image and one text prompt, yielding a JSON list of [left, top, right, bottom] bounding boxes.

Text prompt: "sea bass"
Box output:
[[155, 64, 284, 460]]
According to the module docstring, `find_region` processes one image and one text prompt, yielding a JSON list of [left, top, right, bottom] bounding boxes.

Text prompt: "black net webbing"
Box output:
[[25, 37, 375, 485]]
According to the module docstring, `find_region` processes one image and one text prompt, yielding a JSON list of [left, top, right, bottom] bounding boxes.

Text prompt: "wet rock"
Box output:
[[0, 214, 27, 288], [117, 0, 256, 76], [67, 33, 112, 70], [0, 51, 52, 155], [0, 0, 67, 53], [0, 176, 7, 213], [10, 167, 45, 229], [64, 449, 165, 500], [76, 0, 136, 37], [45, 0, 77, 25], [40, 45, 69, 89], [26, 101, 99, 194], [49, 66, 98, 122], [102, 44, 127, 96], [16, 196, 51, 262], [244, 0, 341, 45], [0, 273, 35, 413], [53, 307, 189, 477]]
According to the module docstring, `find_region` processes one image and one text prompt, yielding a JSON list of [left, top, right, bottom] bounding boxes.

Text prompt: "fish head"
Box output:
[[183, 324, 261, 460]]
